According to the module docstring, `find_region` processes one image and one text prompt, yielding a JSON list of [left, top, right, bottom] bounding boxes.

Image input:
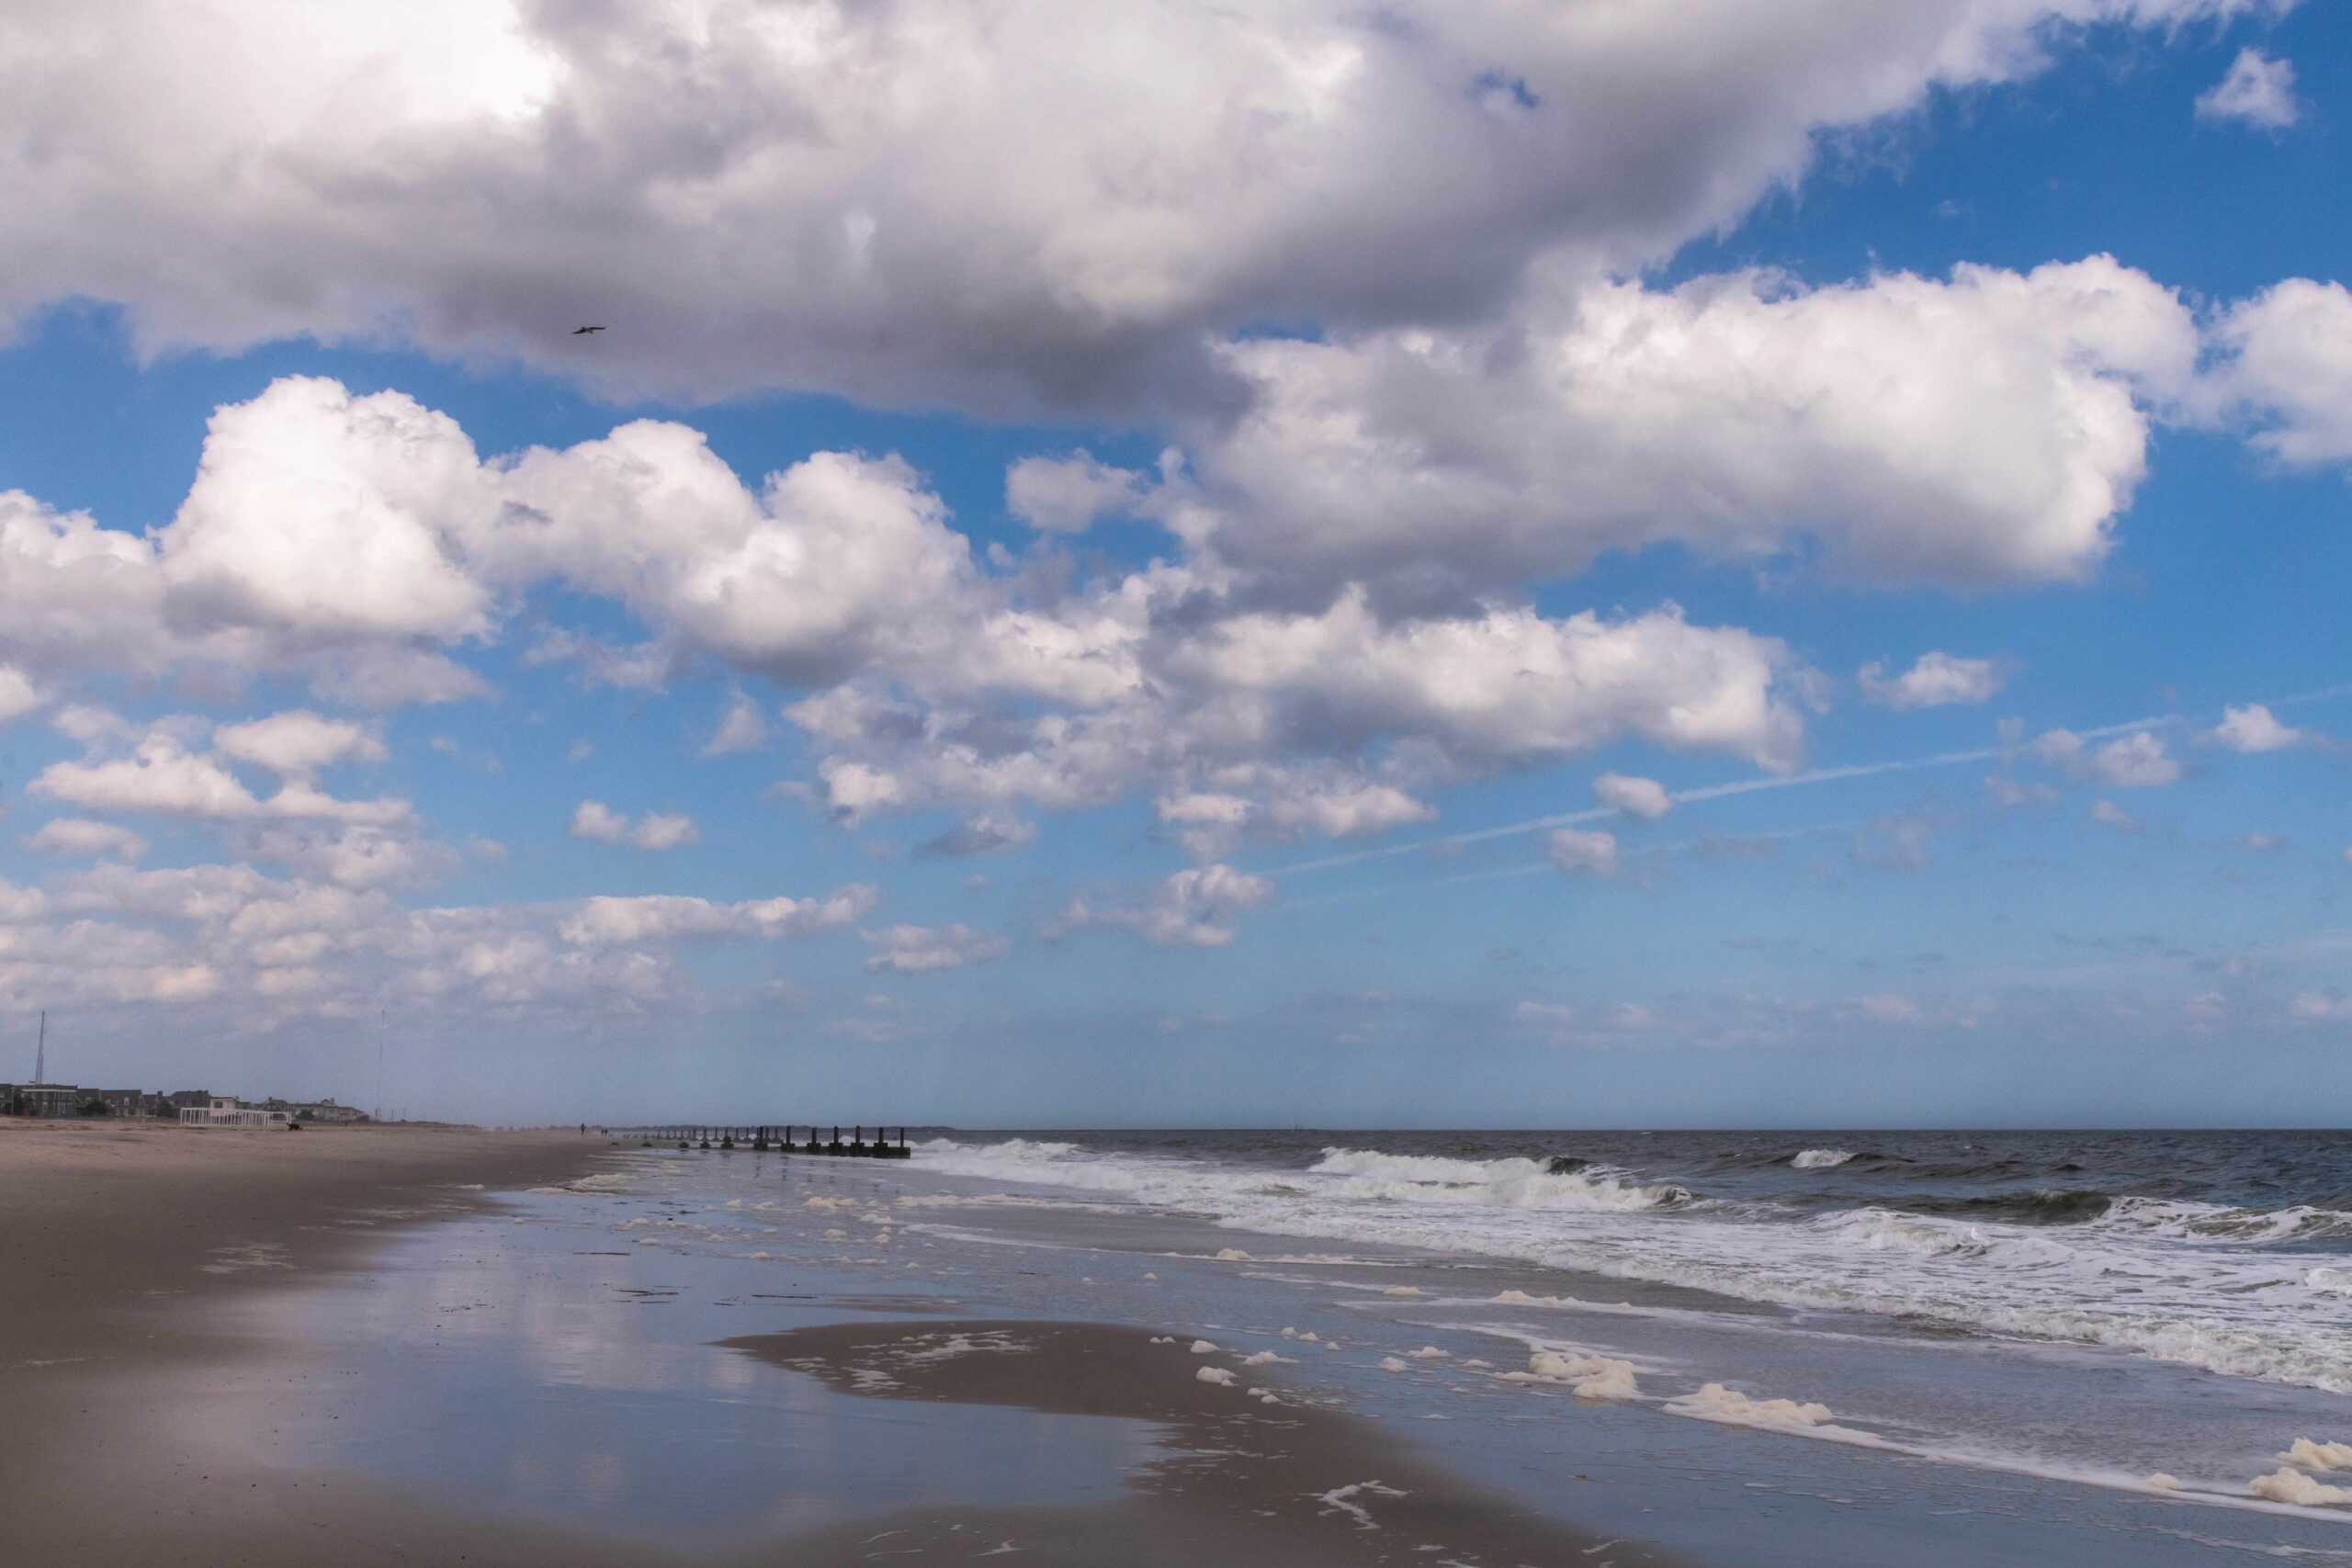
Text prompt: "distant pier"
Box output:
[[605, 1124, 913, 1159]]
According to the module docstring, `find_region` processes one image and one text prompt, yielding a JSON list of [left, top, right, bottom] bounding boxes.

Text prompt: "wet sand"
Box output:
[[0, 1120, 644, 1566], [726, 1318, 1684, 1565], [1, 1125, 1671, 1566]]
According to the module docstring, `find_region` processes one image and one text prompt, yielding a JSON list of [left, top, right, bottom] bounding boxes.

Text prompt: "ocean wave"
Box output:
[[909, 1136, 2352, 1393], [1306, 1148, 1691, 1212], [1791, 1148, 1855, 1169]]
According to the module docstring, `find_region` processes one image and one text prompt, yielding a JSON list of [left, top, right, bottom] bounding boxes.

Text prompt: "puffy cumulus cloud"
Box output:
[[0, 0, 2262, 413], [1545, 828, 1621, 878], [22, 818, 148, 861], [1592, 773, 1672, 820], [2196, 48, 2301, 130], [794, 586, 1804, 831], [2203, 280, 2352, 467], [2031, 728, 2183, 787], [1859, 652, 2005, 709], [555, 887, 876, 947], [1055, 864, 1272, 946], [159, 378, 494, 642], [702, 691, 773, 757], [1007, 454, 1149, 533], [1170, 258, 2198, 598], [2210, 703, 2311, 752], [860, 923, 1011, 973], [211, 709, 387, 776], [0, 665, 38, 725], [30, 720, 412, 827], [569, 802, 700, 852]]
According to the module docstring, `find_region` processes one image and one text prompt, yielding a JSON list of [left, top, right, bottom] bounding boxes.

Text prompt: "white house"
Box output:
[[178, 1096, 292, 1130]]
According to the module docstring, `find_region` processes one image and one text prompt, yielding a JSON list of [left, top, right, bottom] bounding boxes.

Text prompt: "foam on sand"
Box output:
[[1407, 1346, 1449, 1359], [1242, 1350, 1294, 1366], [1196, 1366, 1238, 1386], [1379, 1356, 1410, 1372], [1189, 1339, 1219, 1353]]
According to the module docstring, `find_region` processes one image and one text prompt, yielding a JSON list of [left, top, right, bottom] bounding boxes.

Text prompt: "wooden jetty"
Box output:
[[605, 1123, 913, 1159]]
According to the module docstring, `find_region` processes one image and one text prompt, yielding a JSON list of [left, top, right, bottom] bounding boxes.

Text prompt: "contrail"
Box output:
[[1264, 687, 2352, 880]]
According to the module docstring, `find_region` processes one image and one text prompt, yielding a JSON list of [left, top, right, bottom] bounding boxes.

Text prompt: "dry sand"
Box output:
[[0, 1122, 1675, 1566]]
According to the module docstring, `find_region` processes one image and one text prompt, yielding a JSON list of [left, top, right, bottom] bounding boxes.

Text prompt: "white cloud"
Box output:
[[1859, 651, 2005, 709], [1177, 258, 2197, 597], [2211, 703, 2310, 753], [2196, 48, 2301, 130], [23, 819, 148, 861], [30, 728, 411, 826], [1007, 454, 1148, 533], [2031, 728, 2182, 788], [1514, 1000, 1576, 1028], [702, 691, 772, 757], [1592, 773, 1672, 820], [2290, 992, 2352, 1022], [212, 709, 387, 776], [1056, 863, 1272, 947], [0, 1, 2257, 413], [1544, 828, 1621, 879], [860, 923, 1011, 974], [2090, 798, 2142, 833], [556, 886, 877, 947], [0, 664, 38, 725], [2203, 280, 2352, 467], [569, 801, 699, 851]]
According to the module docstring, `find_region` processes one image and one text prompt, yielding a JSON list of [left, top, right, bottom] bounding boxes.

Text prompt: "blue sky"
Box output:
[[0, 2, 2346, 1125]]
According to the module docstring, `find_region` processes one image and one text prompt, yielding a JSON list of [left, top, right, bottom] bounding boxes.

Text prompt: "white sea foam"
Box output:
[[1196, 1366, 1237, 1386], [1666, 1382, 1834, 1429], [1792, 1148, 1856, 1169], [1520, 1349, 1640, 1399], [2284, 1438, 2352, 1472], [2250, 1468, 2352, 1506], [915, 1138, 2352, 1393]]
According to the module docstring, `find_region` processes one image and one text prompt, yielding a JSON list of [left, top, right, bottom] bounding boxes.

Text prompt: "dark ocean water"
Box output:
[[978, 1127, 2352, 1242]]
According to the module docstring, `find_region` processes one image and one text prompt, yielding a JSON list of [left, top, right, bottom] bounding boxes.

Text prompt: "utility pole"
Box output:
[[33, 1010, 45, 1086]]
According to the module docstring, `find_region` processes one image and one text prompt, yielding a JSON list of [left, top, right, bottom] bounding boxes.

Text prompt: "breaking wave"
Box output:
[[913, 1134, 2352, 1393]]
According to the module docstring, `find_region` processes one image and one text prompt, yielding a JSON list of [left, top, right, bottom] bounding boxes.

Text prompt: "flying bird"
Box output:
[[572, 325, 605, 335]]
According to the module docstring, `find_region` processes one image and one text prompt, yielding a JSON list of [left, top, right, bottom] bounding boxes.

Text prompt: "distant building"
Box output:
[[76, 1088, 151, 1117], [6, 1084, 82, 1118]]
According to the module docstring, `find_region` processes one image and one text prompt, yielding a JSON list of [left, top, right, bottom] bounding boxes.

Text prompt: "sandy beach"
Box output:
[[0, 1121, 639, 1566]]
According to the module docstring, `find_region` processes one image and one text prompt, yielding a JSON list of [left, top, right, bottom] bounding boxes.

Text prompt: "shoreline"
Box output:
[[3, 1126, 1677, 1565]]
